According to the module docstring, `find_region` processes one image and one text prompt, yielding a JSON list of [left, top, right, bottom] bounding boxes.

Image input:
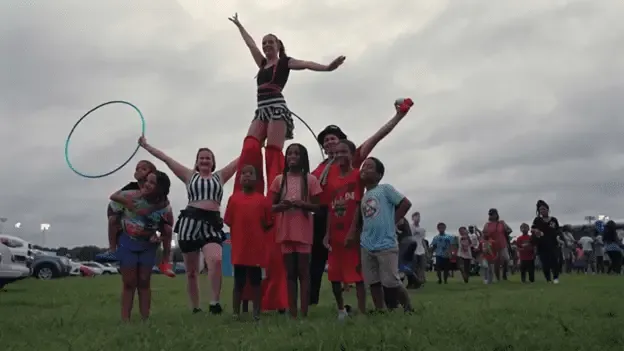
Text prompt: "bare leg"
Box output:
[[136, 267, 153, 320], [182, 252, 201, 310], [119, 267, 138, 322]]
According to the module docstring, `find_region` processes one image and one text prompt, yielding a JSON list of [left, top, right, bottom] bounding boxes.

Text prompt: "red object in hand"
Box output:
[[395, 98, 414, 113], [159, 262, 176, 278]]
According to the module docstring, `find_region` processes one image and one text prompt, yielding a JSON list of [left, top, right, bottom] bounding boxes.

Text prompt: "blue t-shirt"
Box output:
[[431, 233, 453, 258], [359, 184, 405, 251]]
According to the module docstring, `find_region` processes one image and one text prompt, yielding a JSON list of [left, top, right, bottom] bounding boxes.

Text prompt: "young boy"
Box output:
[[516, 223, 536, 283], [346, 157, 413, 312], [430, 223, 453, 284], [224, 165, 272, 320]]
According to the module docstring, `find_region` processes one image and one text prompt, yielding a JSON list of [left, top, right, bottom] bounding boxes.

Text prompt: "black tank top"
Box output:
[[257, 56, 291, 102]]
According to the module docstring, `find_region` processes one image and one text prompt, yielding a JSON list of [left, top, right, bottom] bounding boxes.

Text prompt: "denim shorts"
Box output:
[[117, 233, 157, 268]]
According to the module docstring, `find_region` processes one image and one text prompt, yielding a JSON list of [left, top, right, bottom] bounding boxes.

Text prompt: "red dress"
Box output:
[[325, 168, 364, 283]]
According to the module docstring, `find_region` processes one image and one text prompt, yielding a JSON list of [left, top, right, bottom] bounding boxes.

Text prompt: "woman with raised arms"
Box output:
[[139, 136, 238, 315]]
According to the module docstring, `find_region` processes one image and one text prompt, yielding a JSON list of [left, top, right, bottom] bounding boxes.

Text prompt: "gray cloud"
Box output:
[[2, 0, 624, 246]]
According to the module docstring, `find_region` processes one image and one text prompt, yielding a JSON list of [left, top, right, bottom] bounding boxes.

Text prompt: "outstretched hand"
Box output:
[[228, 13, 241, 27], [327, 56, 346, 71], [138, 136, 148, 148]]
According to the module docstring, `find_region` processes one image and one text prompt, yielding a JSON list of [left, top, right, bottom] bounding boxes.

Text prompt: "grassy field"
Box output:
[[1, 273, 623, 351]]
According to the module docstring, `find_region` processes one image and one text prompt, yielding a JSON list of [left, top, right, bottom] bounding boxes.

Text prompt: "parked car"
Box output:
[[0, 235, 34, 266], [31, 254, 72, 280], [0, 242, 31, 289], [81, 261, 118, 275], [69, 261, 99, 277]]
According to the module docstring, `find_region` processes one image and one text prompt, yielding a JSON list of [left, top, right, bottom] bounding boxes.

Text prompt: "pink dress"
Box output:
[[269, 173, 322, 253]]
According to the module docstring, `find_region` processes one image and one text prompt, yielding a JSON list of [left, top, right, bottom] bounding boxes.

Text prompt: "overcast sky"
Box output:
[[2, 0, 624, 247]]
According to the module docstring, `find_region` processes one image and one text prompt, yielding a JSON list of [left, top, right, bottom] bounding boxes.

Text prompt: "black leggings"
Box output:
[[606, 251, 623, 274], [538, 249, 559, 281]]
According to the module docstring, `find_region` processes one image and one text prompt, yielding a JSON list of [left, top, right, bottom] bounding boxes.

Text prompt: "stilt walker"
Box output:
[[228, 12, 346, 311]]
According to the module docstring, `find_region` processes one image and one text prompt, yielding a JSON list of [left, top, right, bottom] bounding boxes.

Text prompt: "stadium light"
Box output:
[[15, 222, 21, 229], [40, 223, 50, 247]]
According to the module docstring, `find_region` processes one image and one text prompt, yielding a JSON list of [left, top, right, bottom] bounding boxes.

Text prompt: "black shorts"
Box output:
[[233, 265, 262, 289], [178, 239, 216, 254], [435, 257, 450, 271]]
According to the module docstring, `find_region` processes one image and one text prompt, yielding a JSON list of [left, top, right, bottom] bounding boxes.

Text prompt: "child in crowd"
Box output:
[[323, 140, 367, 319], [457, 226, 473, 283], [431, 223, 453, 284], [224, 165, 273, 320], [516, 223, 535, 283], [346, 157, 413, 312], [480, 232, 497, 284], [270, 143, 322, 319]]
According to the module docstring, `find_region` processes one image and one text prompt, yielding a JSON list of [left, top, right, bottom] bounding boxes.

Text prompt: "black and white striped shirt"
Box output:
[[186, 172, 223, 204]]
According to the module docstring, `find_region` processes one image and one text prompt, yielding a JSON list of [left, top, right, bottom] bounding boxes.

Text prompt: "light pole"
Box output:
[[40, 223, 50, 247]]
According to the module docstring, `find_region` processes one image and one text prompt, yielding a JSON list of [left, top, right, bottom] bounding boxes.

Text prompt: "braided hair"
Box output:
[[277, 144, 311, 215]]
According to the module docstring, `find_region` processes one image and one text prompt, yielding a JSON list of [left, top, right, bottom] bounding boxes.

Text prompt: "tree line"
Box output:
[[35, 245, 185, 263]]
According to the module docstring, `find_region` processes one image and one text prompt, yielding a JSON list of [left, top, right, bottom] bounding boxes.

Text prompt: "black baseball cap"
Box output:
[[317, 125, 348, 145]]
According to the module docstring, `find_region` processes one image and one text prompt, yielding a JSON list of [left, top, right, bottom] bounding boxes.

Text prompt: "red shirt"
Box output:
[[224, 192, 272, 267], [515, 234, 535, 261], [325, 168, 364, 244], [311, 146, 365, 204]]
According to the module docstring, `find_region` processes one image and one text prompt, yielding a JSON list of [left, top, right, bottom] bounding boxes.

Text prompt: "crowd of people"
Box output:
[[395, 208, 624, 290], [97, 13, 624, 323]]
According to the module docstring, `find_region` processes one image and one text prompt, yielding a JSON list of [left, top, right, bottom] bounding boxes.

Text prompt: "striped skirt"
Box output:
[[255, 96, 294, 140], [173, 206, 225, 252]]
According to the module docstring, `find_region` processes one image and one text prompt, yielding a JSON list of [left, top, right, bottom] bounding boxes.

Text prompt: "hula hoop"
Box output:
[[65, 100, 145, 179], [290, 110, 324, 159]]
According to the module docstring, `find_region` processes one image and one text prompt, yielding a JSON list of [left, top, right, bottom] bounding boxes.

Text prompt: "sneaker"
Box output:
[[337, 309, 348, 321], [192, 308, 202, 314], [158, 263, 176, 278], [209, 303, 223, 315], [95, 251, 118, 263], [344, 304, 352, 314], [553, 279, 560, 284]]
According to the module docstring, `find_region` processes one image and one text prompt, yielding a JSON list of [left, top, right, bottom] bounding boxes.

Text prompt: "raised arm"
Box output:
[[356, 103, 411, 164], [216, 157, 240, 184], [228, 13, 265, 68], [288, 56, 346, 72], [138, 136, 194, 184]]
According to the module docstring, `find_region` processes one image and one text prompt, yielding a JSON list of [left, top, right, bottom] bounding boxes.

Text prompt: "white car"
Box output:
[[0, 242, 31, 288], [81, 261, 118, 275], [0, 234, 34, 266]]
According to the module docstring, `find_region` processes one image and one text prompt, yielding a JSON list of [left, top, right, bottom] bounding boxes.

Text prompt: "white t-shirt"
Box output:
[[469, 233, 479, 249], [411, 224, 427, 255], [578, 236, 594, 251], [457, 235, 473, 259]]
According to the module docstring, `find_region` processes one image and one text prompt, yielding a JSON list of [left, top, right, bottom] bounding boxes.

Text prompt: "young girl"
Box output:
[[224, 165, 272, 320], [106, 160, 156, 253], [480, 233, 497, 284], [457, 226, 473, 283], [109, 170, 174, 321], [322, 140, 366, 319], [270, 143, 322, 318]]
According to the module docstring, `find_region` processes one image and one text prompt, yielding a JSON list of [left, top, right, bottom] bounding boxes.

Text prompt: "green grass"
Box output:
[[1, 273, 623, 351]]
